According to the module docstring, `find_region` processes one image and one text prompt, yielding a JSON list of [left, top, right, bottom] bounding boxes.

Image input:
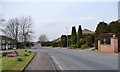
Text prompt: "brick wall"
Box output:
[[98, 37, 118, 53]]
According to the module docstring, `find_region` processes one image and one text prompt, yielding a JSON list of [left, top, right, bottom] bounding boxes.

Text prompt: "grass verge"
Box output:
[[1, 51, 35, 71]]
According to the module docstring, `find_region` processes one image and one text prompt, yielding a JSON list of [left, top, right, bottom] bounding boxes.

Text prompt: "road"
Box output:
[[33, 44, 118, 70]]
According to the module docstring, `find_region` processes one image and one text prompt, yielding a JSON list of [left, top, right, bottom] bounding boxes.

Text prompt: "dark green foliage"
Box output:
[[71, 26, 77, 44], [109, 21, 120, 34], [40, 41, 61, 47], [17, 42, 24, 49], [95, 22, 109, 36], [85, 36, 91, 46], [17, 58, 23, 61], [25, 42, 34, 48], [95, 22, 109, 49], [61, 35, 67, 47], [68, 35, 71, 46], [41, 41, 52, 46], [79, 38, 86, 45], [25, 50, 27, 52], [28, 51, 32, 53], [77, 25, 82, 48], [69, 44, 77, 49], [24, 54, 29, 56], [81, 44, 88, 49], [52, 42, 60, 47]]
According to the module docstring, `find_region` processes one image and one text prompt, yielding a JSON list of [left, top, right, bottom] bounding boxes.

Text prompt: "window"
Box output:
[[2, 40, 5, 43]]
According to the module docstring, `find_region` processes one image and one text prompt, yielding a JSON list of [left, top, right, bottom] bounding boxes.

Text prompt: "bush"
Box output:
[[79, 38, 86, 45], [28, 51, 32, 53], [17, 58, 23, 61], [85, 36, 91, 46], [25, 50, 27, 52], [24, 54, 29, 56], [69, 44, 77, 49], [81, 44, 88, 49]]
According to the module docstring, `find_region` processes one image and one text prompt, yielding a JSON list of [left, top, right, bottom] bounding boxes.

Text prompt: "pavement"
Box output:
[[24, 51, 57, 71]]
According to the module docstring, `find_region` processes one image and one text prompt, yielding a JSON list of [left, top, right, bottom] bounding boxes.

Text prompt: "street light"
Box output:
[[66, 27, 68, 49]]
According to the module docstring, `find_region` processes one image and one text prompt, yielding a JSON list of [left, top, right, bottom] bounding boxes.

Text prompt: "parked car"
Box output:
[[2, 51, 18, 57]]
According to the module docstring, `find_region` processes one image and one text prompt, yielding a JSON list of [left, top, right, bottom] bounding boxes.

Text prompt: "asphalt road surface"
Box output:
[[33, 43, 118, 70]]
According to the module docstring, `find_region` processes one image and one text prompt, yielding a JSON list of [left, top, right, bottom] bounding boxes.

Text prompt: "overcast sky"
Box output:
[[1, 0, 119, 41]]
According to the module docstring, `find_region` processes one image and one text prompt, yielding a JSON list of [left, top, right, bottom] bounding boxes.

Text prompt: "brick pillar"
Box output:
[[98, 40, 101, 52]]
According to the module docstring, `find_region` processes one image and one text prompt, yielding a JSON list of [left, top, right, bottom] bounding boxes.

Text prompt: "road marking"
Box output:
[[49, 56, 56, 70], [51, 56, 63, 70]]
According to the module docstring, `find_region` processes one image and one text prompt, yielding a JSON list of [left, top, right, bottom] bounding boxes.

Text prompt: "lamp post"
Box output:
[[66, 27, 68, 49]]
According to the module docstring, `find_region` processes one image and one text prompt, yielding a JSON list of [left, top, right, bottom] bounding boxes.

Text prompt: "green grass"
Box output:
[[1, 51, 35, 71]]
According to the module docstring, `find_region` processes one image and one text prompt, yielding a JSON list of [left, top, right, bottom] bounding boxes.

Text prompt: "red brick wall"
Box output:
[[98, 38, 118, 53]]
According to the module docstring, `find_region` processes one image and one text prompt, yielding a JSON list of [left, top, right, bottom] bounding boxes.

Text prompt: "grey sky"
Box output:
[[1, 0, 119, 41]]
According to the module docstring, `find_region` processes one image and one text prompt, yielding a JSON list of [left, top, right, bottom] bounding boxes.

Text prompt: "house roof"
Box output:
[[52, 37, 61, 42], [82, 29, 94, 35], [0, 35, 13, 41]]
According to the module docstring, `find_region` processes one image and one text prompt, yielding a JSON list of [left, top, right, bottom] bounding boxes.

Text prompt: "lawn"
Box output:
[[1, 51, 35, 71]]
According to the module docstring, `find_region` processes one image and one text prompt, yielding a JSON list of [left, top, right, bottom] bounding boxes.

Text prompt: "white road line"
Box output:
[[49, 56, 56, 70], [51, 56, 63, 70]]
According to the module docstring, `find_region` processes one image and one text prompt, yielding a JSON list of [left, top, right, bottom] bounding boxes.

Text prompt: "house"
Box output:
[[52, 38, 61, 42], [0, 35, 15, 50], [82, 29, 94, 35], [98, 33, 119, 53]]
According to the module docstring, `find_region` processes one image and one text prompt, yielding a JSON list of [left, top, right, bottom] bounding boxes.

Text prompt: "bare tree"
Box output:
[[39, 34, 48, 43], [1, 18, 20, 48], [19, 16, 33, 43], [1, 16, 34, 48]]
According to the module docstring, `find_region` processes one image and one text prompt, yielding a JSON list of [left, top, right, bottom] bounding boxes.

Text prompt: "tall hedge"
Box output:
[[95, 22, 109, 49], [71, 26, 77, 44], [77, 25, 82, 48], [61, 35, 67, 47]]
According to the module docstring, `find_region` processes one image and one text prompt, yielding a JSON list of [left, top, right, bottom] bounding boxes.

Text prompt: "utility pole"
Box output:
[[66, 27, 68, 49]]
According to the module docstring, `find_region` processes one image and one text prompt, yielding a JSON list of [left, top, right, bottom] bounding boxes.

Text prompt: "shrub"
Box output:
[[81, 44, 88, 49], [69, 44, 77, 49], [79, 38, 86, 45], [85, 36, 91, 46], [17, 58, 23, 61], [24, 54, 29, 56], [28, 51, 32, 53], [25, 50, 27, 52]]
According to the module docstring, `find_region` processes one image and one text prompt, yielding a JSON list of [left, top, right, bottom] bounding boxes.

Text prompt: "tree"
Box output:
[[39, 34, 48, 43], [109, 21, 120, 34], [77, 25, 82, 48], [1, 17, 34, 49], [61, 35, 67, 47], [71, 26, 77, 44], [95, 22, 109, 49], [1, 18, 20, 48], [19, 17, 33, 44]]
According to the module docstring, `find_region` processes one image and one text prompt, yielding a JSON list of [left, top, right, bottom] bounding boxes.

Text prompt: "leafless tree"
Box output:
[[1, 16, 34, 48], [1, 18, 20, 48], [19, 16, 33, 43]]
